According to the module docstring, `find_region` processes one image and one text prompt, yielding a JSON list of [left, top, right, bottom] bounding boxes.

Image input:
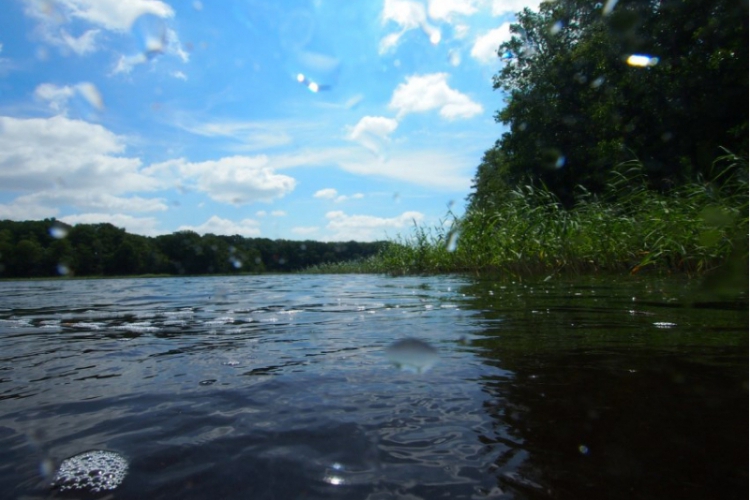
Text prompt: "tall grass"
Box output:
[[318, 152, 747, 277]]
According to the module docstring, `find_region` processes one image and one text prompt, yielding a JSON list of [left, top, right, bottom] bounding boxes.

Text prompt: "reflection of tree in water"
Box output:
[[459, 279, 748, 499]]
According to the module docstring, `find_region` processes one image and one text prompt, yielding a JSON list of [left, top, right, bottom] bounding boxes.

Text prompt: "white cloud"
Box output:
[[0, 115, 168, 219], [471, 23, 512, 64], [178, 215, 261, 237], [172, 70, 187, 80], [34, 83, 76, 112], [379, 0, 441, 53], [388, 73, 483, 119], [151, 156, 296, 206], [12, 191, 167, 213], [347, 115, 399, 154], [0, 200, 58, 220], [271, 210, 286, 217], [58, 28, 100, 55], [23, 0, 184, 66], [491, 0, 541, 15], [428, 0, 479, 21], [325, 210, 424, 241], [256, 210, 267, 217], [175, 118, 294, 151], [314, 188, 338, 199], [338, 149, 473, 191], [112, 28, 188, 74], [112, 53, 148, 74], [60, 213, 163, 236], [35, 82, 103, 112], [52, 0, 174, 32], [0, 115, 160, 194]]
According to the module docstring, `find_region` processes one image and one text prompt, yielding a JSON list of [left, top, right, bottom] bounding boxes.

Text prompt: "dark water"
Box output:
[[0, 275, 746, 499]]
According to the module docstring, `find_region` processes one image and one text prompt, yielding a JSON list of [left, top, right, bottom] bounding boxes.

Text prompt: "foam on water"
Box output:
[[51, 450, 128, 493]]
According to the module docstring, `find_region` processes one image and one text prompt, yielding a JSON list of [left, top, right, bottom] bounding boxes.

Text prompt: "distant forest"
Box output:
[[0, 219, 387, 278]]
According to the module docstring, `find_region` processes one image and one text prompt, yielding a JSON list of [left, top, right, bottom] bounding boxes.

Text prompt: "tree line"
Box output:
[[0, 219, 387, 278], [469, 0, 747, 210]]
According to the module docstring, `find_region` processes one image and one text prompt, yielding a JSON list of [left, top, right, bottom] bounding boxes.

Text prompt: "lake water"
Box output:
[[0, 274, 746, 499]]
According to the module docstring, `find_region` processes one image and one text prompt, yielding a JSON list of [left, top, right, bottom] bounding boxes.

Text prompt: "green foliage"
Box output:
[[470, 0, 748, 208], [0, 219, 387, 279], [370, 156, 748, 277]]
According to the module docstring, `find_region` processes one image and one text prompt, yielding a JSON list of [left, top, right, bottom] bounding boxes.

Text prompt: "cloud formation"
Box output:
[[178, 215, 261, 237], [325, 210, 424, 241], [151, 156, 296, 206], [389, 73, 483, 119], [0, 115, 165, 218], [470, 23, 512, 64], [379, 0, 441, 53], [347, 115, 398, 154], [60, 213, 162, 236]]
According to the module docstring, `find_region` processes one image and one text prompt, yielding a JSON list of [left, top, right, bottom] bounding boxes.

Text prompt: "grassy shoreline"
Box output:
[[307, 159, 749, 284]]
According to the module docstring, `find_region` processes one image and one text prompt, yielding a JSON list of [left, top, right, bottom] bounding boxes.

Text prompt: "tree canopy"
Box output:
[[469, 0, 748, 209], [0, 219, 387, 278]]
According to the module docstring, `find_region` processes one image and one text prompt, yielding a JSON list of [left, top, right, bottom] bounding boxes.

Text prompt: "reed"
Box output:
[[311, 152, 747, 278]]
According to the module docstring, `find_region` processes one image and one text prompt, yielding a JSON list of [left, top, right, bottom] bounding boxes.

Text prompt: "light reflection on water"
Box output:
[[0, 274, 746, 499]]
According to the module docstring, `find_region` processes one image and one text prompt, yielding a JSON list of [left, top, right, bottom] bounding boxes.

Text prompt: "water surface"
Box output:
[[0, 275, 746, 499]]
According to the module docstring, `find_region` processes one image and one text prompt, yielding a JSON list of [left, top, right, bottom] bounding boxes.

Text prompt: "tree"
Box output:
[[471, 0, 748, 209]]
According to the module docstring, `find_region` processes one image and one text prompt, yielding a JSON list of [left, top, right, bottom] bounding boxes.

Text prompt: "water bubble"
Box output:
[[51, 450, 128, 493], [626, 54, 659, 67], [385, 338, 439, 374]]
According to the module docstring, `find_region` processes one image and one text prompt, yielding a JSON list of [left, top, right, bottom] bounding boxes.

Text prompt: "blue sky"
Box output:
[[0, 0, 537, 241]]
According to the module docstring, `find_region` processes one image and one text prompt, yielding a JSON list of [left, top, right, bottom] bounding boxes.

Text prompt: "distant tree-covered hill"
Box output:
[[0, 219, 387, 278]]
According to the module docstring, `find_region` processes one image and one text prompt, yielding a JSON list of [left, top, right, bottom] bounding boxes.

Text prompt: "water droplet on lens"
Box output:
[[626, 54, 659, 67], [49, 224, 68, 239], [445, 229, 460, 252], [385, 338, 439, 374]]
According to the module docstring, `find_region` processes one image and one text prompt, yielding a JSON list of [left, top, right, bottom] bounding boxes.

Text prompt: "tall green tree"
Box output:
[[471, 0, 748, 209]]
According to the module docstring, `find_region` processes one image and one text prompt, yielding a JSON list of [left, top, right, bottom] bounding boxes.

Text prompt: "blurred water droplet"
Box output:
[[385, 338, 438, 374], [445, 229, 460, 252], [56, 264, 70, 276], [590, 76, 605, 88], [52, 450, 128, 493], [550, 21, 563, 34], [76, 82, 104, 110], [626, 54, 659, 67], [49, 224, 68, 239], [578, 444, 590, 454], [602, 0, 619, 15]]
